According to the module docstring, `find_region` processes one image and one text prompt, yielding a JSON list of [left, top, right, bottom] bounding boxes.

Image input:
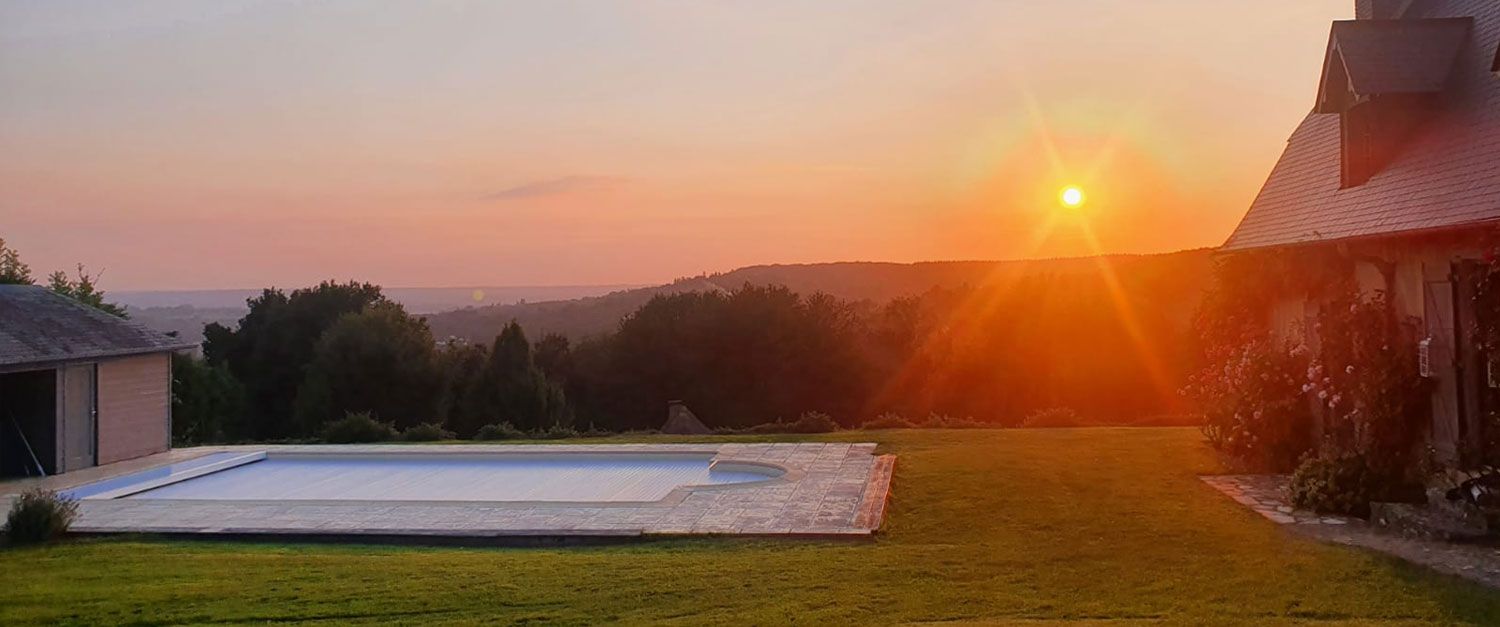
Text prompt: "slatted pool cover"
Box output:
[[126, 454, 771, 503]]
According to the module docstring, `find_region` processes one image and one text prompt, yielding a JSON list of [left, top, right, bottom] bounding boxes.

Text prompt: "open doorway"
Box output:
[[0, 369, 57, 477]]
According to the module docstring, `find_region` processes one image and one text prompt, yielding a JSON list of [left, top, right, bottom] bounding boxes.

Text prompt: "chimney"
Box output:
[[1356, 0, 1414, 20]]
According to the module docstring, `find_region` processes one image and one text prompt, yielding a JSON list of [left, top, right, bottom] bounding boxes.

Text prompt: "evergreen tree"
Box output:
[[486, 322, 570, 430], [0, 237, 33, 285], [48, 265, 127, 317]]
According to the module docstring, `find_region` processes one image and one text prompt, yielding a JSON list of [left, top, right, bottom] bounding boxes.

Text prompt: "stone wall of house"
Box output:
[[1270, 295, 1312, 346], [96, 353, 170, 465]]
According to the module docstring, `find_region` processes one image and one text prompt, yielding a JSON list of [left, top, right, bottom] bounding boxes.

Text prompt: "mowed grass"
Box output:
[[2, 429, 1498, 625]]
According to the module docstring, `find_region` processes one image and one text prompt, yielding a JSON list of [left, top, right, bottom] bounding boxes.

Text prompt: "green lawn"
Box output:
[[2, 428, 1497, 625]]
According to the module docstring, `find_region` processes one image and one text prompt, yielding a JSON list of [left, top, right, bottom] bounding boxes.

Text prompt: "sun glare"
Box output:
[[1060, 185, 1086, 209]]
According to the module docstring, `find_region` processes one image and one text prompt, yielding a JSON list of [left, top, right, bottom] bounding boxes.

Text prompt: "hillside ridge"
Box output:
[[424, 248, 1216, 341]]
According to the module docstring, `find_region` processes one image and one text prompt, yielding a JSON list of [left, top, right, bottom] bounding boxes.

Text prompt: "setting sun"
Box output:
[[1060, 186, 1086, 208]]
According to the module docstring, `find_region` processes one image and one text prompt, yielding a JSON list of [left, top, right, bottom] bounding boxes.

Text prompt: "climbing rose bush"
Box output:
[[1186, 338, 1313, 472], [1291, 291, 1430, 512]]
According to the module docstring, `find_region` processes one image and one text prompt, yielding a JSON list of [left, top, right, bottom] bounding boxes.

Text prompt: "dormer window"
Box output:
[[1314, 18, 1471, 188]]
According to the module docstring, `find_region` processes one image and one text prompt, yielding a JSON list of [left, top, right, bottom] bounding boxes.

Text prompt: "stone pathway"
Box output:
[[1202, 474, 1500, 589], [0, 443, 896, 540], [1200, 475, 1354, 526]]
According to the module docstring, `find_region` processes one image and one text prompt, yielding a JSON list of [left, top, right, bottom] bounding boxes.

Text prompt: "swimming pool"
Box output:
[[68, 451, 782, 504], [28, 443, 892, 539]]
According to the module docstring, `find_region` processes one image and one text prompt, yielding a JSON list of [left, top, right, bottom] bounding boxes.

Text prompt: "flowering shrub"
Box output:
[[1282, 290, 1431, 514], [1305, 291, 1430, 480], [1186, 338, 1313, 471]]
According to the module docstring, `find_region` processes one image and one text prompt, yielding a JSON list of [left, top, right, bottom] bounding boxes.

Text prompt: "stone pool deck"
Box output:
[[0, 443, 895, 540], [1202, 475, 1500, 590]]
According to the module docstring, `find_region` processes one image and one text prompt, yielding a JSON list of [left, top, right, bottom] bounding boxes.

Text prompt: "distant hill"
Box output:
[[123, 284, 643, 343], [423, 249, 1217, 342]]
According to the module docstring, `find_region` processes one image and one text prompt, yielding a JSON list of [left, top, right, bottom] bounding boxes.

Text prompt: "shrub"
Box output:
[[916, 413, 989, 429], [1022, 407, 1086, 428], [4, 488, 79, 545], [734, 412, 841, 434], [785, 411, 839, 433], [1289, 452, 1376, 517], [862, 412, 915, 430], [323, 411, 396, 443], [533, 424, 580, 440], [577, 426, 613, 438], [474, 422, 525, 440], [401, 422, 455, 442]]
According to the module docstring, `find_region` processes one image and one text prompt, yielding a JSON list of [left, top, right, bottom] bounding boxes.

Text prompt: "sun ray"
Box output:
[[1076, 221, 1178, 402]]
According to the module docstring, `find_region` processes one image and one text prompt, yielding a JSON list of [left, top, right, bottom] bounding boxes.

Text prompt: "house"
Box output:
[[1222, 0, 1500, 466], [0, 285, 194, 477]]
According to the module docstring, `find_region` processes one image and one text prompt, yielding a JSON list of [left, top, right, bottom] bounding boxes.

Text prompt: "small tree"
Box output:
[[485, 322, 570, 431], [0, 237, 33, 285], [48, 265, 127, 318], [171, 353, 247, 444], [294, 301, 442, 433], [436, 340, 495, 438]]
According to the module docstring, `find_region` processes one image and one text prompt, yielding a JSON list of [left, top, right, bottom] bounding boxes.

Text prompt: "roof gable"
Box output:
[[1223, 0, 1500, 251], [1315, 17, 1472, 113], [0, 285, 194, 369]]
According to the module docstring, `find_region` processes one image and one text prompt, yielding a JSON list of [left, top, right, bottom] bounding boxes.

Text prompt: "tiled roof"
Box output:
[[0, 285, 194, 369], [1223, 1, 1500, 251]]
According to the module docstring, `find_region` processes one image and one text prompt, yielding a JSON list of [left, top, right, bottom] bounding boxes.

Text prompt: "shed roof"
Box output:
[[0, 285, 194, 370], [1223, 1, 1500, 251]]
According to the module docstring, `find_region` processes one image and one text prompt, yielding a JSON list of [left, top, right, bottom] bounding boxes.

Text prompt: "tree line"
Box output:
[[2, 236, 1201, 443], [171, 270, 1196, 443]]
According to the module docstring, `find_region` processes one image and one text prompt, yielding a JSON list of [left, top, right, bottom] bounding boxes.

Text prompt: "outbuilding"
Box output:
[[0, 285, 194, 477]]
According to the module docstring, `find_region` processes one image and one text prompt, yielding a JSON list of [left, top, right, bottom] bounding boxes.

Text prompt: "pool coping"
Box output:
[[2, 442, 895, 540]]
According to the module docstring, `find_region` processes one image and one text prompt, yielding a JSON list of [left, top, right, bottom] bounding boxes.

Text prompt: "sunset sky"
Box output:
[[1, 0, 1349, 290]]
